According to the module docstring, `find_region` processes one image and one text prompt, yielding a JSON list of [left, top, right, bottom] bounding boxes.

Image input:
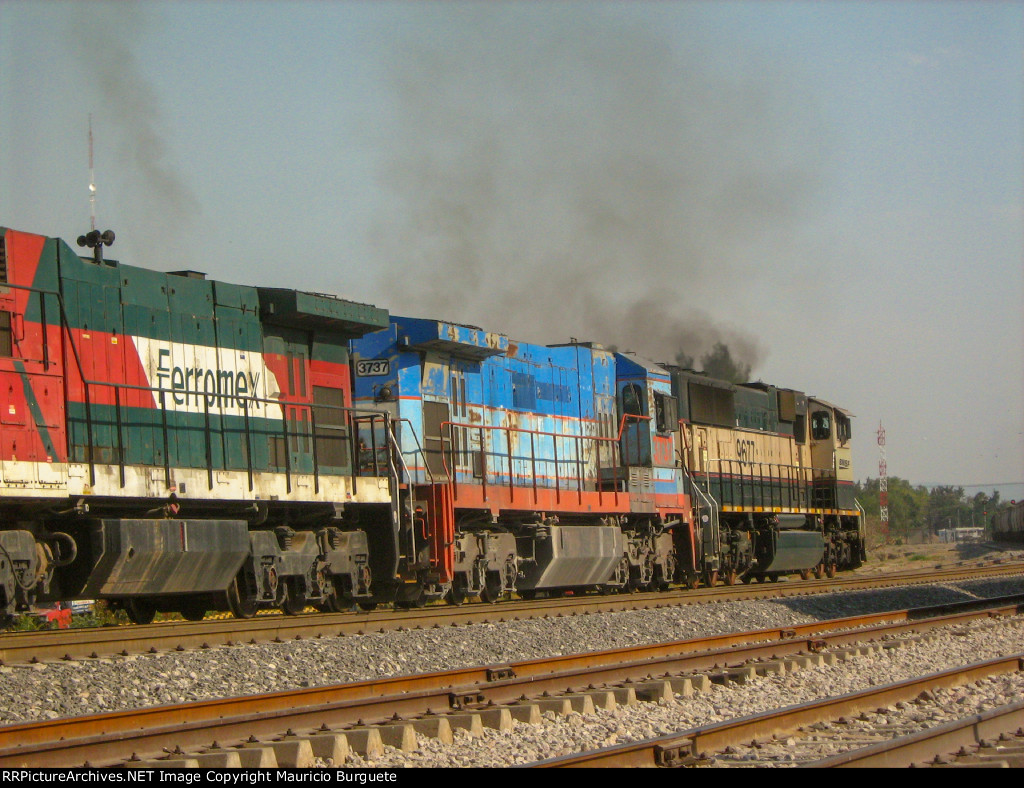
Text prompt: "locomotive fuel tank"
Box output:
[[516, 525, 625, 591], [80, 518, 250, 597]]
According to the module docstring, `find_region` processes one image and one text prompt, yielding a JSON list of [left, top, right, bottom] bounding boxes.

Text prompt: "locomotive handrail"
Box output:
[[388, 418, 437, 486], [436, 413, 649, 508], [698, 455, 850, 514], [681, 463, 720, 574], [54, 372, 390, 495], [380, 413, 412, 570], [697, 456, 816, 512]]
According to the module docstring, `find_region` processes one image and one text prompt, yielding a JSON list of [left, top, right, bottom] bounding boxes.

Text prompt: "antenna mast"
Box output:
[[78, 114, 115, 263], [88, 114, 97, 232]]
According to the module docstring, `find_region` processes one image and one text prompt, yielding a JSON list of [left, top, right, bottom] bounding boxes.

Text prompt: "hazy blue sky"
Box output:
[[2, 1, 1022, 498]]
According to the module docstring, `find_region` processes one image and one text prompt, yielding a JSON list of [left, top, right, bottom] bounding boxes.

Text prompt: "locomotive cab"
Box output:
[[608, 353, 680, 494], [807, 399, 855, 510], [807, 398, 864, 570]]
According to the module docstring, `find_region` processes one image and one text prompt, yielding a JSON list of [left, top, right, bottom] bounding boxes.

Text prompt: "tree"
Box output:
[[969, 490, 1001, 529], [927, 485, 968, 532], [855, 476, 929, 537]]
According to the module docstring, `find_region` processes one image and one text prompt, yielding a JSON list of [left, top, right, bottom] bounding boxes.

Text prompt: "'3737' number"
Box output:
[[355, 359, 390, 377]]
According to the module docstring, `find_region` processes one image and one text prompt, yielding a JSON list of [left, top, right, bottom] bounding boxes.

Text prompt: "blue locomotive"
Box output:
[[348, 315, 866, 606]]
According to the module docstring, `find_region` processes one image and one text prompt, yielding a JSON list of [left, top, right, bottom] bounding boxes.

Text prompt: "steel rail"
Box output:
[[807, 699, 1024, 768], [1, 595, 1023, 767], [4, 562, 1021, 666], [530, 653, 1024, 768]]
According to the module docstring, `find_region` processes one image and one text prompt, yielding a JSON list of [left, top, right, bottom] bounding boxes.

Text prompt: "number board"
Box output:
[[356, 359, 390, 377]]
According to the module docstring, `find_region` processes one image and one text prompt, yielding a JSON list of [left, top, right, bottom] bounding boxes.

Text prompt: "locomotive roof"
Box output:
[[808, 397, 855, 418]]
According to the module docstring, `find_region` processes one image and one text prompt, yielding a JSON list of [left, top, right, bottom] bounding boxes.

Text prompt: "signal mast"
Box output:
[[878, 421, 889, 542]]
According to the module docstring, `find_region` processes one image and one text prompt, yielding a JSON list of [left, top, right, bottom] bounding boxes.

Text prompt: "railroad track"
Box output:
[[1, 592, 1023, 768], [809, 700, 1024, 767], [3, 561, 1021, 666], [533, 653, 1024, 768]]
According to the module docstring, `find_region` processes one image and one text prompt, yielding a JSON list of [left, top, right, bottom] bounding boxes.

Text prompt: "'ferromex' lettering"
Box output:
[[155, 348, 262, 409]]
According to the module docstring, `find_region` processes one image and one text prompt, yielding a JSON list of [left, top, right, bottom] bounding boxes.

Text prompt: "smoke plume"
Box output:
[[373, 7, 825, 381], [68, 3, 200, 267]]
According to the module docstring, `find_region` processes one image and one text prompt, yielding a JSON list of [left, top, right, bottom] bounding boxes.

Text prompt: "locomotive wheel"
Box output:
[[723, 569, 738, 586], [813, 563, 826, 580], [518, 590, 537, 601], [356, 600, 378, 612], [703, 570, 718, 588], [313, 578, 343, 613], [280, 580, 307, 616], [769, 573, 780, 583], [799, 569, 811, 581], [479, 575, 502, 604], [742, 574, 754, 584], [684, 571, 700, 590], [179, 601, 207, 622], [396, 591, 427, 609], [125, 599, 156, 626], [447, 583, 468, 606], [227, 577, 258, 619], [313, 594, 342, 613], [826, 562, 838, 579]]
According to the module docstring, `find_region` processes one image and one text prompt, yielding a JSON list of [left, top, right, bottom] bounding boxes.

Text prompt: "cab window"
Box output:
[[811, 410, 831, 441], [621, 383, 645, 417]]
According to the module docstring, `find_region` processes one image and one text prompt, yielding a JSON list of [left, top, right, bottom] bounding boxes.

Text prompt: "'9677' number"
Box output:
[[356, 359, 390, 377]]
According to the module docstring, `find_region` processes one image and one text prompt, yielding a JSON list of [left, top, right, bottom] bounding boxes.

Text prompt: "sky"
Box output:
[[1, 1, 1022, 498]]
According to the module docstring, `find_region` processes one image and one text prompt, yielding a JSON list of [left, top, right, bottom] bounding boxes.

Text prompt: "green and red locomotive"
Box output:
[[0, 225, 865, 623]]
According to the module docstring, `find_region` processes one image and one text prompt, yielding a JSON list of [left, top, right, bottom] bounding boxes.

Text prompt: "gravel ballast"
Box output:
[[349, 615, 1024, 768], [1, 574, 1022, 767]]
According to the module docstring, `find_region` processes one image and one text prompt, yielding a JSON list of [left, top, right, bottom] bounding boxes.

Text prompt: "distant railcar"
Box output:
[[992, 501, 1024, 543]]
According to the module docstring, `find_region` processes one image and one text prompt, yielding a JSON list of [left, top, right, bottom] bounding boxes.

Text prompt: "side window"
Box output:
[[835, 412, 851, 444], [811, 410, 831, 441], [621, 383, 645, 417], [312, 385, 347, 467], [654, 392, 679, 432]]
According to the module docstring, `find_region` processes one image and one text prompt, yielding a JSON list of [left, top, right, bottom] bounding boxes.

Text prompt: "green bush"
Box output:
[[8, 614, 44, 631]]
